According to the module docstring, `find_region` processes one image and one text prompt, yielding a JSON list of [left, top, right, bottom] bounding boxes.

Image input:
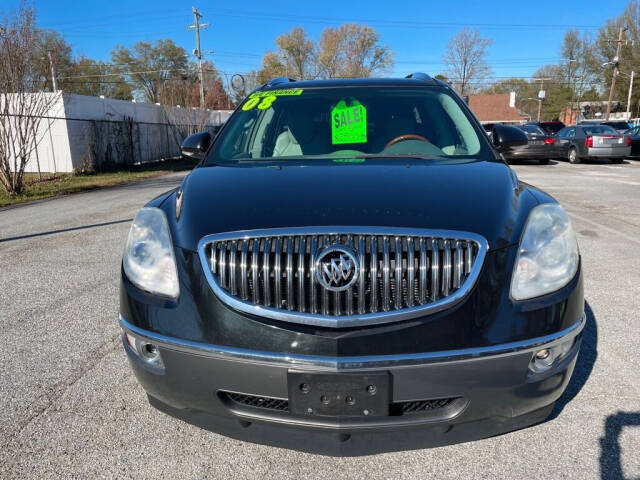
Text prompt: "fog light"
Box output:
[[529, 338, 576, 374], [138, 341, 160, 363], [535, 349, 550, 360], [123, 329, 164, 369]]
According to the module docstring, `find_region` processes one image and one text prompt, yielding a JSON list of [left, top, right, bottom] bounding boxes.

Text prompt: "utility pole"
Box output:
[[47, 49, 58, 92], [626, 70, 634, 120], [188, 6, 209, 109], [569, 58, 578, 124], [605, 25, 628, 120], [532, 77, 551, 121]]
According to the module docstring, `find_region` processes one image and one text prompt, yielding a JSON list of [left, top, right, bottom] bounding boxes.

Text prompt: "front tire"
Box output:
[[568, 148, 580, 164]]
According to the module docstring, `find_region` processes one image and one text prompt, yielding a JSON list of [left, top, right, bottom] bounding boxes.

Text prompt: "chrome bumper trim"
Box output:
[[119, 313, 585, 371]]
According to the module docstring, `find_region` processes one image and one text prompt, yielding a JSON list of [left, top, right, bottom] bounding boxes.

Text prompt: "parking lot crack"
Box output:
[[0, 333, 121, 470]]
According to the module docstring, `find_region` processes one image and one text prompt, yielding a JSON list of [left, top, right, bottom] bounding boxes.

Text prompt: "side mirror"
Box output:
[[180, 131, 212, 160], [492, 124, 528, 150]]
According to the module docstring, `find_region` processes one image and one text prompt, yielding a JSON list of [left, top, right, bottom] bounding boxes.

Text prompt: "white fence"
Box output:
[[12, 93, 231, 173]]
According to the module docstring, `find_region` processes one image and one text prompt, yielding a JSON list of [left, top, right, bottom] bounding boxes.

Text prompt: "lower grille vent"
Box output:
[[221, 391, 457, 417], [390, 398, 456, 416], [222, 391, 289, 412]]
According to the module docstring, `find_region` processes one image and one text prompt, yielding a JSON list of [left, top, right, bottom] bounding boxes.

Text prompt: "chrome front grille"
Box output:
[[198, 227, 487, 328]]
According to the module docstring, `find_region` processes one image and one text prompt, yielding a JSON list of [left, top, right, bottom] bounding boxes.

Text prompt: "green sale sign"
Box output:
[[331, 100, 367, 145]]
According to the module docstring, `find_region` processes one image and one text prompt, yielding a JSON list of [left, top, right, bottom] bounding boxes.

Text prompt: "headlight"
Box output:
[[123, 207, 179, 298], [510, 203, 579, 300]]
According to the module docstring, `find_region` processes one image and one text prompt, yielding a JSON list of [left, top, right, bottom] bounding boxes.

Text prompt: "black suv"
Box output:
[[119, 74, 584, 455]]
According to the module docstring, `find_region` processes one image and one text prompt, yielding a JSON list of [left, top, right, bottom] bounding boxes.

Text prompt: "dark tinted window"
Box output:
[[209, 86, 487, 163], [539, 122, 565, 134], [603, 121, 631, 130], [583, 125, 618, 135], [521, 125, 545, 135]]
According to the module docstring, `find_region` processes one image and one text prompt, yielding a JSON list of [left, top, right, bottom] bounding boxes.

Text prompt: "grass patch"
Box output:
[[0, 157, 197, 208]]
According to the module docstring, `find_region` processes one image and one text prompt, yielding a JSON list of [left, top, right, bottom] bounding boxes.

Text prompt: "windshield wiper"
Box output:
[[355, 153, 443, 160]]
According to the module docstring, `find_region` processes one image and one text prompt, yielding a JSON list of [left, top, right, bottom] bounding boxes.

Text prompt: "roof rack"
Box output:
[[266, 77, 297, 87], [405, 72, 435, 83]]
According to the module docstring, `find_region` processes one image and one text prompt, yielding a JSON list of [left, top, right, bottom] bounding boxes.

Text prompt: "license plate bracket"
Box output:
[[287, 371, 391, 418]]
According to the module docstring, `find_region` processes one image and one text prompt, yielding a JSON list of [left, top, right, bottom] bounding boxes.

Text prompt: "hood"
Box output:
[[168, 159, 540, 252]]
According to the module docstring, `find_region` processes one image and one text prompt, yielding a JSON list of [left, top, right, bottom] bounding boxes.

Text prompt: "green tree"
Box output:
[[531, 65, 573, 120], [31, 28, 73, 91], [111, 39, 189, 103], [67, 57, 132, 99]]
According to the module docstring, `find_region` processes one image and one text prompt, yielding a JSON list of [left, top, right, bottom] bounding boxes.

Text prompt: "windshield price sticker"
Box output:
[[242, 88, 304, 111], [249, 88, 303, 98], [331, 100, 367, 145]]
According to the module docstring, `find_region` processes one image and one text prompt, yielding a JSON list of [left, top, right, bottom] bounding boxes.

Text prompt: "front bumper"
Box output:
[[120, 313, 584, 455]]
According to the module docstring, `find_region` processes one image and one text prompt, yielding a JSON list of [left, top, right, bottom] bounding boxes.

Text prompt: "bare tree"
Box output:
[[257, 24, 393, 82], [160, 80, 210, 143], [0, 4, 59, 195], [275, 27, 316, 80], [229, 71, 260, 105], [317, 24, 393, 78], [561, 30, 598, 101], [443, 28, 492, 96]]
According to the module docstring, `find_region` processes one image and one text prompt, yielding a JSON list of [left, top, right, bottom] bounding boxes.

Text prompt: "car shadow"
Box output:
[[580, 158, 630, 165], [0, 218, 132, 243], [507, 159, 559, 166], [600, 412, 640, 479], [549, 301, 597, 419]]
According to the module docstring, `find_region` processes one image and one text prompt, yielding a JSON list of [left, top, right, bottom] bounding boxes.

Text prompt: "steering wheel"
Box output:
[[384, 134, 429, 150]]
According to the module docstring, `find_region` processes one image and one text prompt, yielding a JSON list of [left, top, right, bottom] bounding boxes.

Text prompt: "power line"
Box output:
[[39, 7, 600, 32], [38, 9, 187, 29], [206, 7, 602, 30]]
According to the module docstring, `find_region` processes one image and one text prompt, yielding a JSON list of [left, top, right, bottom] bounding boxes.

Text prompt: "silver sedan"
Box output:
[[554, 124, 630, 164]]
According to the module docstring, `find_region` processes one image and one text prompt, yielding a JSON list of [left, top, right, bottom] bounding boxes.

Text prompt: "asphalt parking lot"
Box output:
[[0, 159, 639, 479]]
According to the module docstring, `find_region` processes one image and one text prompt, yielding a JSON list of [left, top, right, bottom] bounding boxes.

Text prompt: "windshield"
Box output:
[[604, 122, 630, 129], [207, 86, 487, 163], [583, 125, 618, 135], [539, 122, 564, 134], [519, 125, 545, 135]]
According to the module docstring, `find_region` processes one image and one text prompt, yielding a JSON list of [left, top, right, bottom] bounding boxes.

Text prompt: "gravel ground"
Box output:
[[0, 160, 638, 479]]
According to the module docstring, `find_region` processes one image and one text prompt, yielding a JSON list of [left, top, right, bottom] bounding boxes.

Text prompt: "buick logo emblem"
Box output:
[[315, 245, 359, 292]]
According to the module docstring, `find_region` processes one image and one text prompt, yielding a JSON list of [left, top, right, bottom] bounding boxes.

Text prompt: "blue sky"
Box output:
[[4, 0, 630, 84]]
